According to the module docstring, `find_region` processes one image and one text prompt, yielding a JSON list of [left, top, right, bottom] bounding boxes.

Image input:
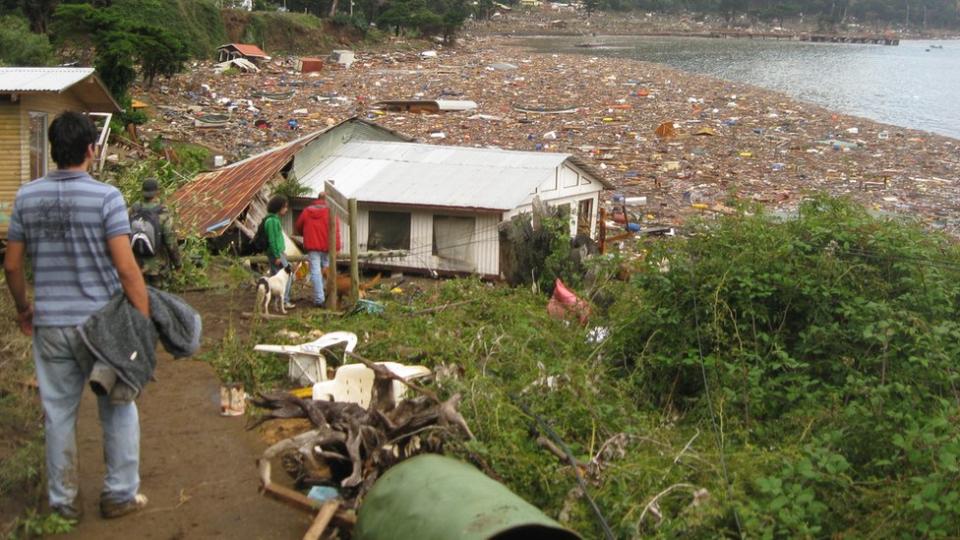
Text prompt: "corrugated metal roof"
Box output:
[[435, 100, 477, 111], [300, 141, 601, 211], [170, 118, 407, 237], [0, 67, 121, 112], [0, 67, 95, 92], [219, 43, 269, 58], [171, 132, 322, 236], [374, 100, 477, 112]]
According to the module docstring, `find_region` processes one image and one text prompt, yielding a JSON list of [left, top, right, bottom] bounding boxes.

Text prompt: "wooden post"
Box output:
[[327, 200, 338, 311], [348, 198, 359, 304], [598, 207, 606, 254]]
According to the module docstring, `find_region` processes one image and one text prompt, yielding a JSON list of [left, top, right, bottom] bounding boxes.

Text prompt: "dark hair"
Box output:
[[267, 195, 288, 214], [49, 112, 98, 168]]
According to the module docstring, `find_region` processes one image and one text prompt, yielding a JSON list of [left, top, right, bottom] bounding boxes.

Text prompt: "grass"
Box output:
[[202, 276, 719, 537], [202, 199, 960, 538], [0, 276, 46, 538]]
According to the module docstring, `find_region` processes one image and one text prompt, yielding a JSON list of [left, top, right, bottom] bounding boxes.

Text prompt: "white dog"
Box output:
[[256, 264, 296, 315]]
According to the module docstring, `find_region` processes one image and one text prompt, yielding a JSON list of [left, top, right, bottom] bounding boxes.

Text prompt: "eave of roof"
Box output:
[[0, 67, 121, 113]]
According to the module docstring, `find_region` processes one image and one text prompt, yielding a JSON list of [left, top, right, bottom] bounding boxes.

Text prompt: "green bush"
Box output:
[[331, 12, 369, 34], [199, 195, 960, 538], [608, 196, 960, 536]]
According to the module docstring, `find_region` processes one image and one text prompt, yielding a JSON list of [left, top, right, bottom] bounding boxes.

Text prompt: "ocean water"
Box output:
[[520, 36, 960, 139]]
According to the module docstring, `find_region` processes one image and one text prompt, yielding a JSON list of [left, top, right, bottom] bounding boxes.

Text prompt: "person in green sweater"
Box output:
[[263, 195, 294, 309]]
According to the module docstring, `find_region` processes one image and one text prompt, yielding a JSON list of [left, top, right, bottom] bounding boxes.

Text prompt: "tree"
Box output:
[[0, 15, 54, 65], [53, 3, 187, 121], [20, 0, 60, 33]]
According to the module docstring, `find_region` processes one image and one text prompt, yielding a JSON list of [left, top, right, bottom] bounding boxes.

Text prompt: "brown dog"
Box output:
[[322, 268, 382, 304]]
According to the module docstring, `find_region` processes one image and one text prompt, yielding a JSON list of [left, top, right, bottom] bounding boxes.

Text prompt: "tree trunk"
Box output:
[[328, 0, 339, 17]]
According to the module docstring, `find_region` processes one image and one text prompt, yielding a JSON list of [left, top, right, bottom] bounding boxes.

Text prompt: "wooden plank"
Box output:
[[323, 180, 348, 218], [327, 191, 338, 311], [348, 198, 359, 304], [302, 501, 339, 540]]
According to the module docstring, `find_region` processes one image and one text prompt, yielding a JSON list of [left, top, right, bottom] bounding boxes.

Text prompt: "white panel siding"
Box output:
[[474, 214, 500, 275], [347, 206, 501, 277], [560, 166, 579, 188]]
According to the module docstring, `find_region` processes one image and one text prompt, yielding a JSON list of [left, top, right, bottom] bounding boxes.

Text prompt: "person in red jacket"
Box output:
[[295, 194, 341, 307]]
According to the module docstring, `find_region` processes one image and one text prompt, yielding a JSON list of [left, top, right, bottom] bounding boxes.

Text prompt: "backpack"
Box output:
[[130, 204, 163, 258], [251, 219, 269, 253]]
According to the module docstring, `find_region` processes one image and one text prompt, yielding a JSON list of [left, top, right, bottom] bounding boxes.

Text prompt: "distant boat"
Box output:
[[254, 90, 296, 101], [929, 44, 943, 49], [194, 113, 229, 128], [513, 103, 579, 114]]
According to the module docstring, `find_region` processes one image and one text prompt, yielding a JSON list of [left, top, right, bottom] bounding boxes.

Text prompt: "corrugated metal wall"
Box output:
[[337, 206, 501, 277], [1, 92, 109, 237], [292, 121, 408, 189], [0, 100, 20, 235], [505, 162, 605, 238]]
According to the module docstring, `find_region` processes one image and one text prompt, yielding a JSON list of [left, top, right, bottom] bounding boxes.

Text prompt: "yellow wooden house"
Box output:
[[0, 67, 121, 239]]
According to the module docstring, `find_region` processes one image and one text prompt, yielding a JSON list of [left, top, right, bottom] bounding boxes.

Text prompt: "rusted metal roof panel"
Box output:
[[171, 132, 321, 236], [219, 43, 269, 58]]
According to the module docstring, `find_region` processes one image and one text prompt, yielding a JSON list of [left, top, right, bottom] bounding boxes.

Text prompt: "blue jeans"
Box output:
[[308, 251, 329, 305], [34, 327, 140, 507], [270, 253, 293, 304]]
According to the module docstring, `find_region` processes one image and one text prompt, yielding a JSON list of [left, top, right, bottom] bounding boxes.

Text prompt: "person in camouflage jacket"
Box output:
[[130, 178, 181, 287]]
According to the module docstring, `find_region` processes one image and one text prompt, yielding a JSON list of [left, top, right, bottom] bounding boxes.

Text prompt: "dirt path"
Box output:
[[58, 290, 313, 539]]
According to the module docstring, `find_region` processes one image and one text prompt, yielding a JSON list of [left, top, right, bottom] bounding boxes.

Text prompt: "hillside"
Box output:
[[110, 0, 227, 57], [221, 10, 345, 56]]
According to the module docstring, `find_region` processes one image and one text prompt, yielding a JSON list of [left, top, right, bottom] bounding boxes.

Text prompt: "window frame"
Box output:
[[367, 210, 412, 251], [28, 111, 48, 181]]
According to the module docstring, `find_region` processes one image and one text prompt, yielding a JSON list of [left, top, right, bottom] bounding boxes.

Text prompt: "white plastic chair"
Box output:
[[254, 331, 358, 386], [312, 362, 431, 408]]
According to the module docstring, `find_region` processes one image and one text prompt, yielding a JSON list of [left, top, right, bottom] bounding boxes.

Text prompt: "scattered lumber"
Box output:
[[252, 353, 475, 537]]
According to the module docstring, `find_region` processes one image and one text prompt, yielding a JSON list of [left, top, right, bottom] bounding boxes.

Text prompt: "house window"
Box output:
[[29, 112, 48, 180], [577, 198, 593, 236], [368, 211, 411, 250], [432, 215, 476, 264]]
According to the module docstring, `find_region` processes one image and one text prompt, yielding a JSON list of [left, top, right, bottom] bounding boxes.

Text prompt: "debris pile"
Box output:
[[250, 354, 474, 537], [135, 37, 960, 234]]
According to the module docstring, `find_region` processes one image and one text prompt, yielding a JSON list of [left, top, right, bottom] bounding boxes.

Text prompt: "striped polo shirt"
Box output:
[[7, 169, 130, 327]]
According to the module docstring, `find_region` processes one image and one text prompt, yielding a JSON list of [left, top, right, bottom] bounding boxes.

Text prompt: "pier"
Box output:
[[706, 30, 900, 45]]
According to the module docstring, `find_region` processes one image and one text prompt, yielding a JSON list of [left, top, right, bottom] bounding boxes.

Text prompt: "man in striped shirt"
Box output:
[[3, 112, 150, 521]]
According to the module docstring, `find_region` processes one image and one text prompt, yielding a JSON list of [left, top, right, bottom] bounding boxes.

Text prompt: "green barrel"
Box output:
[[355, 454, 582, 540]]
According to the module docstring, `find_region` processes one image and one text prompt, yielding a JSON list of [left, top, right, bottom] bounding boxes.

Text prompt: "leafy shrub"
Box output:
[[504, 209, 584, 293], [331, 12, 369, 34], [608, 196, 960, 536]]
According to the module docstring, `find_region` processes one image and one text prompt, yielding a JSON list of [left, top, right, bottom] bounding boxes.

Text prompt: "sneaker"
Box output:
[[100, 493, 148, 519], [51, 502, 83, 521], [283, 302, 296, 310]]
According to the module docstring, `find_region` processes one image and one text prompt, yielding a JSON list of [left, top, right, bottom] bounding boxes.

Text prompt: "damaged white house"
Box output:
[[172, 118, 610, 279], [299, 140, 611, 279]]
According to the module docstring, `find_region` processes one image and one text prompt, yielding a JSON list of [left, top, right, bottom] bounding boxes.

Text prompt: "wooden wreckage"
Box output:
[[251, 353, 476, 538]]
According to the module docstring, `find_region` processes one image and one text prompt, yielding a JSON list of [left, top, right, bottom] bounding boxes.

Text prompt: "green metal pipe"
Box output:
[[355, 454, 582, 540]]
